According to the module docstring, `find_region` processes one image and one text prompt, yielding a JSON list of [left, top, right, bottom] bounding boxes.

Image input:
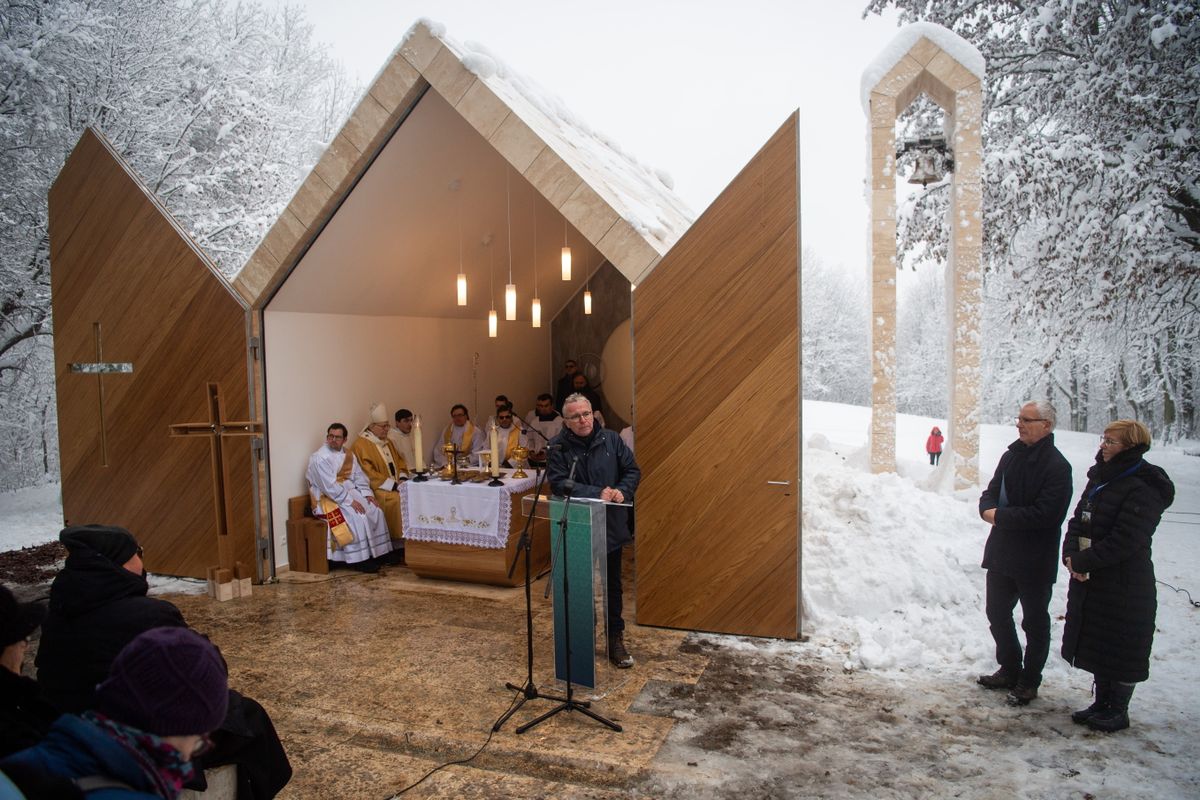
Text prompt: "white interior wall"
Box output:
[[264, 309, 551, 569]]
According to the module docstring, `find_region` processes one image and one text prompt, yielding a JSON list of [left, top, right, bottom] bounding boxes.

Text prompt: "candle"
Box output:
[[413, 415, 424, 472], [489, 422, 500, 478]]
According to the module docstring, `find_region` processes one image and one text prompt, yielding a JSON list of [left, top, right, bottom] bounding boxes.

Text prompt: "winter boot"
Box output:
[[1071, 678, 1112, 725], [1087, 681, 1134, 733], [608, 633, 634, 669], [977, 667, 1018, 690], [1006, 684, 1038, 706]]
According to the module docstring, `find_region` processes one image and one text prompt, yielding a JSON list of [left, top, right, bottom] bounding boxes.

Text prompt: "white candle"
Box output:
[[489, 422, 500, 477], [413, 416, 424, 472]]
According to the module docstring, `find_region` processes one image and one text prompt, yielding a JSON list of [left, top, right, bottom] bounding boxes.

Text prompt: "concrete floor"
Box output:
[[170, 554, 706, 798]]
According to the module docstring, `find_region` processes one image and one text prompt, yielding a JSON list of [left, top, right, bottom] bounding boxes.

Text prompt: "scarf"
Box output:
[[1086, 443, 1149, 486], [83, 711, 195, 799]]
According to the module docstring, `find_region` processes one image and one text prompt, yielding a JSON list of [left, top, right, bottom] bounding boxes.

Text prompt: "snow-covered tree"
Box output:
[[802, 250, 870, 407], [0, 0, 356, 489], [865, 0, 1200, 439]]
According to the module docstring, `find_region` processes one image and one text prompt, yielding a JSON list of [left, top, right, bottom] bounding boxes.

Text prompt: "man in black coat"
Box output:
[[37, 524, 292, 798], [0, 586, 59, 758], [977, 401, 1073, 705], [548, 392, 640, 668]]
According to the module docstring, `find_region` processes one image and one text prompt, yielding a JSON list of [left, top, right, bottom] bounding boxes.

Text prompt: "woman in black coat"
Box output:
[[1061, 419, 1175, 733]]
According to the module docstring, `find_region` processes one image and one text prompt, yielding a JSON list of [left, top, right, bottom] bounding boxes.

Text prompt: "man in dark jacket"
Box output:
[[977, 401, 1073, 705], [37, 524, 292, 798], [0, 585, 59, 758], [548, 392, 640, 668]]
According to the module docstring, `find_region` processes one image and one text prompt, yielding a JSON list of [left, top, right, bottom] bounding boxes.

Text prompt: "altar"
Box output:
[[401, 473, 551, 586]]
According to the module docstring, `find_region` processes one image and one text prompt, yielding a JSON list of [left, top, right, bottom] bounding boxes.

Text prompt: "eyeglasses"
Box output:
[[1015, 417, 1048, 424], [497, 415, 513, 421], [1100, 437, 1124, 446], [565, 410, 593, 421]]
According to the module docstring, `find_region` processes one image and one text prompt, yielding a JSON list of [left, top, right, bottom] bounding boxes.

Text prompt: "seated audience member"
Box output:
[[522, 393, 563, 465], [431, 404, 486, 467], [35, 525, 292, 798], [2, 627, 229, 799], [555, 359, 579, 411], [388, 408, 417, 472], [568, 373, 605, 428], [0, 586, 59, 758], [308, 422, 394, 573], [494, 404, 522, 467], [349, 403, 406, 555]]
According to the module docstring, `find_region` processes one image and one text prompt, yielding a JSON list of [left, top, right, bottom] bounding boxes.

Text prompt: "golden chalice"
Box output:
[[440, 442, 456, 480], [511, 445, 529, 478]]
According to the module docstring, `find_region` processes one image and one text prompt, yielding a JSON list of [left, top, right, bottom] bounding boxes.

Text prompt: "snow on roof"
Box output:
[[860, 21, 985, 114], [402, 19, 694, 254]]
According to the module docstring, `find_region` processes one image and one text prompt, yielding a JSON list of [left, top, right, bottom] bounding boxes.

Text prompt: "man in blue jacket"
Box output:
[[977, 401, 1073, 705], [548, 392, 641, 668]]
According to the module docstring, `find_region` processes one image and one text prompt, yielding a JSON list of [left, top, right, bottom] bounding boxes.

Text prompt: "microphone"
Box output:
[[562, 454, 579, 496]]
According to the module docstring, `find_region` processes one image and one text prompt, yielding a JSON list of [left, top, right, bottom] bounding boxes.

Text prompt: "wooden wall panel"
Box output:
[[50, 129, 255, 579], [634, 114, 799, 638]]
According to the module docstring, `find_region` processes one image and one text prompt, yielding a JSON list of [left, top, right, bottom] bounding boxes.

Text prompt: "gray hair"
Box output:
[[563, 392, 591, 410], [1022, 400, 1056, 428]]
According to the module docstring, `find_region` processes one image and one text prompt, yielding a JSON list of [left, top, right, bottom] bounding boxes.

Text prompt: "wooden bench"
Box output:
[[285, 495, 328, 574]]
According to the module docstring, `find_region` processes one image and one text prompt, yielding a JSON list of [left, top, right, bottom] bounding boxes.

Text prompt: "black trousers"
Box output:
[[985, 570, 1053, 687], [607, 546, 625, 637], [929, 452, 941, 465]]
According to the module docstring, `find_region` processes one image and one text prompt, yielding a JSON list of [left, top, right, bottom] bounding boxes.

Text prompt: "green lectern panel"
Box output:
[[549, 498, 601, 688]]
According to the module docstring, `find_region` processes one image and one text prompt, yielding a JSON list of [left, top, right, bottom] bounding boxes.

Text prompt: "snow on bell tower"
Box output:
[[862, 22, 985, 489]]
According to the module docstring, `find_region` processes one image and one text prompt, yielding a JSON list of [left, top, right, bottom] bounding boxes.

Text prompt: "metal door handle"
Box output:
[[766, 481, 790, 486]]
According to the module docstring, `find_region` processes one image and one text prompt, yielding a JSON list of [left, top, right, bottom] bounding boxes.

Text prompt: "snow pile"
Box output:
[[801, 447, 991, 672], [860, 21, 985, 112]]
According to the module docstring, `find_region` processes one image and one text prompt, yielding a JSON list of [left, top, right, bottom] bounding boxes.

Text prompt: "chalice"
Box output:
[[511, 445, 529, 479]]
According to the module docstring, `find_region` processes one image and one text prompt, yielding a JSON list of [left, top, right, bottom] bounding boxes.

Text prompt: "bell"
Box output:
[[907, 152, 945, 187]]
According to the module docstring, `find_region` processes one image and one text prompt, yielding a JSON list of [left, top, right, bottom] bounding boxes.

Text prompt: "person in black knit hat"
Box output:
[[35, 524, 291, 798]]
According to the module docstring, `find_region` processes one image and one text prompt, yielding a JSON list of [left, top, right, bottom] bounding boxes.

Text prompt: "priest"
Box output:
[[307, 423, 393, 573], [431, 404, 486, 467], [350, 403, 406, 554], [495, 404, 522, 467]]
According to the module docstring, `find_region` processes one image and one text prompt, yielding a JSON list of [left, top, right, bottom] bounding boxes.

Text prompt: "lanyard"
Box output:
[[1087, 461, 1143, 501]]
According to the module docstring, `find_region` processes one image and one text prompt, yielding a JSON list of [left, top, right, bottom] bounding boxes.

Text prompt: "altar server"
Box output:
[[307, 423, 393, 573], [522, 393, 564, 464], [388, 408, 418, 470]]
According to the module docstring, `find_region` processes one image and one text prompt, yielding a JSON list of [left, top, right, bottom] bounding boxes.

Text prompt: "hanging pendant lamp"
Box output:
[[561, 219, 572, 281], [504, 169, 517, 321]]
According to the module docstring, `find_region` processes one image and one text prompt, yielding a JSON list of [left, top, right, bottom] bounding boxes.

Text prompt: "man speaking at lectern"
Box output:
[[548, 392, 641, 668]]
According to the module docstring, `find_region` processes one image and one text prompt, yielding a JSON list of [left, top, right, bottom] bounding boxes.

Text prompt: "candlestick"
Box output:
[[489, 422, 501, 478], [413, 415, 424, 472]]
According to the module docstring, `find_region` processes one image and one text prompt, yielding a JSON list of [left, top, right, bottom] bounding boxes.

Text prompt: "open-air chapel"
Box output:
[[43, 18, 988, 795]]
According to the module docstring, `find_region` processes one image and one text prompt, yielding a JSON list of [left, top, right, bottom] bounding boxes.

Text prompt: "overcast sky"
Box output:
[[273, 0, 910, 280]]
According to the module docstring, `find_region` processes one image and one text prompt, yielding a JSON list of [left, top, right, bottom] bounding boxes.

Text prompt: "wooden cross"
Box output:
[[68, 322, 134, 467], [169, 383, 262, 559]]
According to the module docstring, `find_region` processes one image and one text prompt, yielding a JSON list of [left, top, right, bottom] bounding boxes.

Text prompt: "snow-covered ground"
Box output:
[[3, 401, 1197, 796], [640, 401, 1198, 798]]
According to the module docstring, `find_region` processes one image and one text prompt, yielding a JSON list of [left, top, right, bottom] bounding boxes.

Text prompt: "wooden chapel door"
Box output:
[[633, 113, 801, 638], [49, 129, 259, 580]]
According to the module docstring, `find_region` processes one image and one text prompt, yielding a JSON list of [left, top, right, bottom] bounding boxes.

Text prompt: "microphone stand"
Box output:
[[492, 459, 564, 731], [517, 457, 621, 734]]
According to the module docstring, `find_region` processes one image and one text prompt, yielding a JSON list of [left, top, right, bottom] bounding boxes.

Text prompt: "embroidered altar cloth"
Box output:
[[400, 475, 537, 549]]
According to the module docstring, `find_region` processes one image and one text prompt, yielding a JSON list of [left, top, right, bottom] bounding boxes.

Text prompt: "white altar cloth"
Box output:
[[400, 474, 537, 549]]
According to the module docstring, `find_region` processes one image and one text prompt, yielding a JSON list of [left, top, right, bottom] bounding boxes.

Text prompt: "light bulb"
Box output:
[[488, 309, 498, 338], [456, 272, 467, 306], [583, 290, 592, 315], [531, 297, 542, 328], [561, 247, 572, 280], [505, 283, 516, 321]]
